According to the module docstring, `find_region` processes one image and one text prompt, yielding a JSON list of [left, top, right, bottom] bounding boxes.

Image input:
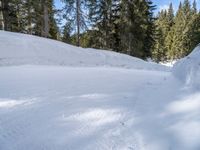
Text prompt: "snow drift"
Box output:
[[173, 44, 200, 87], [0, 31, 166, 70]]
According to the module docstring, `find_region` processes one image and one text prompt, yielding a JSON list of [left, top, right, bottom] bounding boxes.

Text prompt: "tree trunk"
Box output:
[[3, 0, 8, 30], [0, 0, 4, 30], [27, 0, 32, 34], [1, 0, 9, 31], [76, 0, 80, 47], [42, 0, 49, 37], [16, 3, 21, 32]]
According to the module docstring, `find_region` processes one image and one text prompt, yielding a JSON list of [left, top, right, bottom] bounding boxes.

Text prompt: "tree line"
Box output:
[[0, 0, 200, 61], [0, 0, 59, 38], [153, 0, 200, 62], [62, 0, 155, 59]]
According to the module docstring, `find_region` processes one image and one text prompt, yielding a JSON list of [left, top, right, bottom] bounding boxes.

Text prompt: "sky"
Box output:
[[54, 0, 199, 28], [153, 0, 200, 13], [55, 0, 200, 14]]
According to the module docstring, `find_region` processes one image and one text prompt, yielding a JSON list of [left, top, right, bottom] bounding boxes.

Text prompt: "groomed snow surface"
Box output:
[[0, 31, 200, 150]]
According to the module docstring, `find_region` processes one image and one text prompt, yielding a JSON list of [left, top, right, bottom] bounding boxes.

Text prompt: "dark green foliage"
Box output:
[[62, 22, 72, 43], [152, 0, 200, 61], [86, 0, 155, 59], [0, 0, 60, 39]]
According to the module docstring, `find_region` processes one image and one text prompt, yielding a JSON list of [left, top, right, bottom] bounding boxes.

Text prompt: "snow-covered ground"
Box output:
[[0, 31, 166, 71], [0, 31, 200, 150], [173, 44, 200, 89], [160, 60, 177, 67]]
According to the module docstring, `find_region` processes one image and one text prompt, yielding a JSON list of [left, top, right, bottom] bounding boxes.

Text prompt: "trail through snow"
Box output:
[[0, 66, 199, 150], [0, 31, 200, 150]]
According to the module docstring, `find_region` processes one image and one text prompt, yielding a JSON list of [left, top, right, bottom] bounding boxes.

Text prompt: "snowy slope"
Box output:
[[0, 31, 200, 150], [173, 44, 200, 88], [0, 31, 166, 70]]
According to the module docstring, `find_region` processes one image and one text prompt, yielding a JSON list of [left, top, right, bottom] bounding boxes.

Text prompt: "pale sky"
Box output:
[[55, 0, 200, 14], [153, 0, 200, 13], [54, 0, 199, 28]]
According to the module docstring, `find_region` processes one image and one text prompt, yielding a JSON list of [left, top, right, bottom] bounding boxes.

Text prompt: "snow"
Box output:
[[0, 31, 200, 150], [173, 44, 200, 88], [0, 99, 28, 108], [160, 60, 177, 67], [0, 31, 166, 71]]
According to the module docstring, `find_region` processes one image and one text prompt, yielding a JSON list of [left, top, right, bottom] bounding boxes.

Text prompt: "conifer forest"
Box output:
[[0, 0, 199, 61]]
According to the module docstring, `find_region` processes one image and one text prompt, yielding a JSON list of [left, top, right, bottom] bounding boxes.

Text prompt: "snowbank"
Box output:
[[0, 31, 166, 70], [173, 44, 200, 87]]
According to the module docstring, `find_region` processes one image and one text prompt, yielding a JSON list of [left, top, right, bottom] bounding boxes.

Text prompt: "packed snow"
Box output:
[[0, 31, 166, 71], [0, 31, 200, 150], [173, 44, 200, 88]]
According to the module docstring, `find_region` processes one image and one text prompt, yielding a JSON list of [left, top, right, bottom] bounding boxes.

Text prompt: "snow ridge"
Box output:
[[173, 44, 200, 88], [0, 31, 167, 71]]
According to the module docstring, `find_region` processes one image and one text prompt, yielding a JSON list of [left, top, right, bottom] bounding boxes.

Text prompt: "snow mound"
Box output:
[[173, 44, 200, 87], [0, 31, 166, 70]]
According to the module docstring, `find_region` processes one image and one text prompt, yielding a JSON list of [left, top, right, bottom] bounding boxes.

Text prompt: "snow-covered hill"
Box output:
[[0, 31, 166, 70], [0, 31, 200, 150], [173, 44, 200, 88]]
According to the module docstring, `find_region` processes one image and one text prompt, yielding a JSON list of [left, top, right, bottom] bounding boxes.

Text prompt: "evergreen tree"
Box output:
[[88, 0, 155, 59], [152, 10, 168, 62], [160, 0, 200, 60], [87, 0, 115, 50], [143, 0, 156, 58], [120, 0, 155, 58], [167, 3, 174, 27], [164, 3, 175, 60], [166, 2, 184, 59], [192, 0, 197, 14], [0, 0, 59, 39], [0, 0, 21, 32], [62, 22, 72, 43], [49, 0, 60, 39], [62, 0, 87, 46]]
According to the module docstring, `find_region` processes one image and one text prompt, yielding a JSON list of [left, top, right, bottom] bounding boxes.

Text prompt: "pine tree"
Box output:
[[167, 2, 184, 59], [48, 0, 60, 39], [62, 22, 72, 43], [164, 0, 200, 59], [152, 10, 168, 62], [167, 3, 174, 28], [120, 0, 155, 58], [62, 0, 87, 46], [181, 3, 200, 56], [192, 0, 197, 14], [177, 0, 193, 57], [0, 0, 59, 38], [22, 0, 35, 34], [109, 0, 121, 52], [87, 0, 155, 59], [143, 0, 156, 58], [0, 0, 21, 31], [164, 3, 175, 60], [88, 0, 114, 50]]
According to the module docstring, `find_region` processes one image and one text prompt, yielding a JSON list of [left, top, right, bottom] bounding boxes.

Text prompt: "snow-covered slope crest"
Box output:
[[0, 31, 166, 70], [173, 44, 200, 87]]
